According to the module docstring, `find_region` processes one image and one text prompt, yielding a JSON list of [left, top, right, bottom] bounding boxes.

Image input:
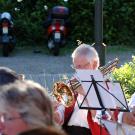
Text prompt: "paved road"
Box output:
[[0, 47, 74, 74], [0, 46, 134, 90], [0, 47, 134, 74]]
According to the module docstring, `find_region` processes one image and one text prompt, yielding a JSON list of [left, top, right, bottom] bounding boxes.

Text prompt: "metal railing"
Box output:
[[25, 73, 73, 93]]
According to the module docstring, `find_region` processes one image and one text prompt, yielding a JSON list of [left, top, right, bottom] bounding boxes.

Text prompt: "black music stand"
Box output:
[[69, 69, 130, 135], [72, 69, 129, 112]]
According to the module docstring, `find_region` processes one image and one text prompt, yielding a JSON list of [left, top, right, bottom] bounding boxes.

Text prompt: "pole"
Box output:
[[94, 0, 106, 66]]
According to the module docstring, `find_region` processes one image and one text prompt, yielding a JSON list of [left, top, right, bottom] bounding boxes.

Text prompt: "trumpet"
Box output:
[[99, 58, 119, 76], [52, 58, 119, 107]]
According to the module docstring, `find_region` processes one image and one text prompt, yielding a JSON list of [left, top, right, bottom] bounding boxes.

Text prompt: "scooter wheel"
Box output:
[[9, 44, 15, 53], [52, 45, 59, 56], [3, 45, 9, 57]]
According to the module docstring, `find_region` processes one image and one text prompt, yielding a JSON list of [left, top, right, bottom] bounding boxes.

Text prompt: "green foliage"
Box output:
[[104, 0, 135, 45], [0, 0, 135, 46], [68, 0, 94, 43], [113, 56, 135, 100]]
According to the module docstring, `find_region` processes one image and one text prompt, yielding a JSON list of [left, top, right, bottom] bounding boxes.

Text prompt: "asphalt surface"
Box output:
[[0, 46, 134, 91]]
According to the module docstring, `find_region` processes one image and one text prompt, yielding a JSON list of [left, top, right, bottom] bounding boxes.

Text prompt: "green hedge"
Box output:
[[113, 56, 135, 100], [0, 0, 135, 46], [104, 0, 135, 46]]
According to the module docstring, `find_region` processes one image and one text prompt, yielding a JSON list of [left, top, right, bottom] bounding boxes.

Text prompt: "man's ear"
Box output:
[[93, 60, 98, 69]]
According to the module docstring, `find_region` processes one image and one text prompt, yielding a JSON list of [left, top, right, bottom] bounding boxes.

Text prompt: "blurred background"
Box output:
[[0, 0, 135, 48]]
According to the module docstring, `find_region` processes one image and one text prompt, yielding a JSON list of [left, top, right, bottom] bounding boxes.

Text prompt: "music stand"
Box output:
[[72, 69, 129, 112]]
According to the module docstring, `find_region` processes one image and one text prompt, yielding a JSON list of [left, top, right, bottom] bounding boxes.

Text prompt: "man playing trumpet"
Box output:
[[54, 43, 103, 135], [53, 43, 135, 135]]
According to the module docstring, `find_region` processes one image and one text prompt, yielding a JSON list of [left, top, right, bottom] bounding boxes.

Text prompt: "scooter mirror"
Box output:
[[17, 0, 23, 2], [44, 5, 48, 11]]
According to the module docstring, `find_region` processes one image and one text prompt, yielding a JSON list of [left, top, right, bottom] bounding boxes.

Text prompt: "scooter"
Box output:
[[0, 12, 15, 57], [44, 6, 70, 56]]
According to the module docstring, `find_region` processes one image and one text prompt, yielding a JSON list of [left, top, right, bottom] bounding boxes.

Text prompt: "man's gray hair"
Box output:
[[71, 44, 99, 67]]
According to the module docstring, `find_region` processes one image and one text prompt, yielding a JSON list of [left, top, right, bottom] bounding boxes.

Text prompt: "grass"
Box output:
[[2, 41, 134, 57], [59, 42, 132, 55], [106, 45, 135, 54]]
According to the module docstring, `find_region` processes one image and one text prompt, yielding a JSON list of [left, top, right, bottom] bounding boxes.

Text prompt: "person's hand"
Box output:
[[52, 101, 65, 125], [75, 85, 86, 96], [68, 78, 86, 95], [53, 111, 63, 125], [122, 107, 135, 126]]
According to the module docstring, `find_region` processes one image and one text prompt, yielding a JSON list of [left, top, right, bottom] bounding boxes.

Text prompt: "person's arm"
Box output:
[[121, 107, 135, 125], [118, 111, 135, 125], [118, 93, 135, 125]]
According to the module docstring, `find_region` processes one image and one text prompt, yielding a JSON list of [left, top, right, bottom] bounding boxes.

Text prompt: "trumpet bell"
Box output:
[[52, 82, 75, 107]]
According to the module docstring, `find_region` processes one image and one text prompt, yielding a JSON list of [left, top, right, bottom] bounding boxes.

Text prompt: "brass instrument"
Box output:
[[52, 82, 75, 107], [52, 58, 119, 107], [99, 58, 119, 76]]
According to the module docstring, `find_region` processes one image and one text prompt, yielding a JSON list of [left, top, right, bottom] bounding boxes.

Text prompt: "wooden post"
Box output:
[[94, 0, 106, 66]]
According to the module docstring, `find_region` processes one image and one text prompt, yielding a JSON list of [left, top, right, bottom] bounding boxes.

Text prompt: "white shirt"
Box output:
[[68, 94, 89, 128]]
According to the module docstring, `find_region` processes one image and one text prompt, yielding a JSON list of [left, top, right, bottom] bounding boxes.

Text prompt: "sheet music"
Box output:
[[74, 69, 104, 108], [101, 119, 135, 135], [75, 69, 104, 81], [75, 69, 129, 111]]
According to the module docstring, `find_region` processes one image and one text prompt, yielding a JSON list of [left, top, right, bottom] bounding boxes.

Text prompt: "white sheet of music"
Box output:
[[74, 69, 128, 110], [101, 119, 135, 135]]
